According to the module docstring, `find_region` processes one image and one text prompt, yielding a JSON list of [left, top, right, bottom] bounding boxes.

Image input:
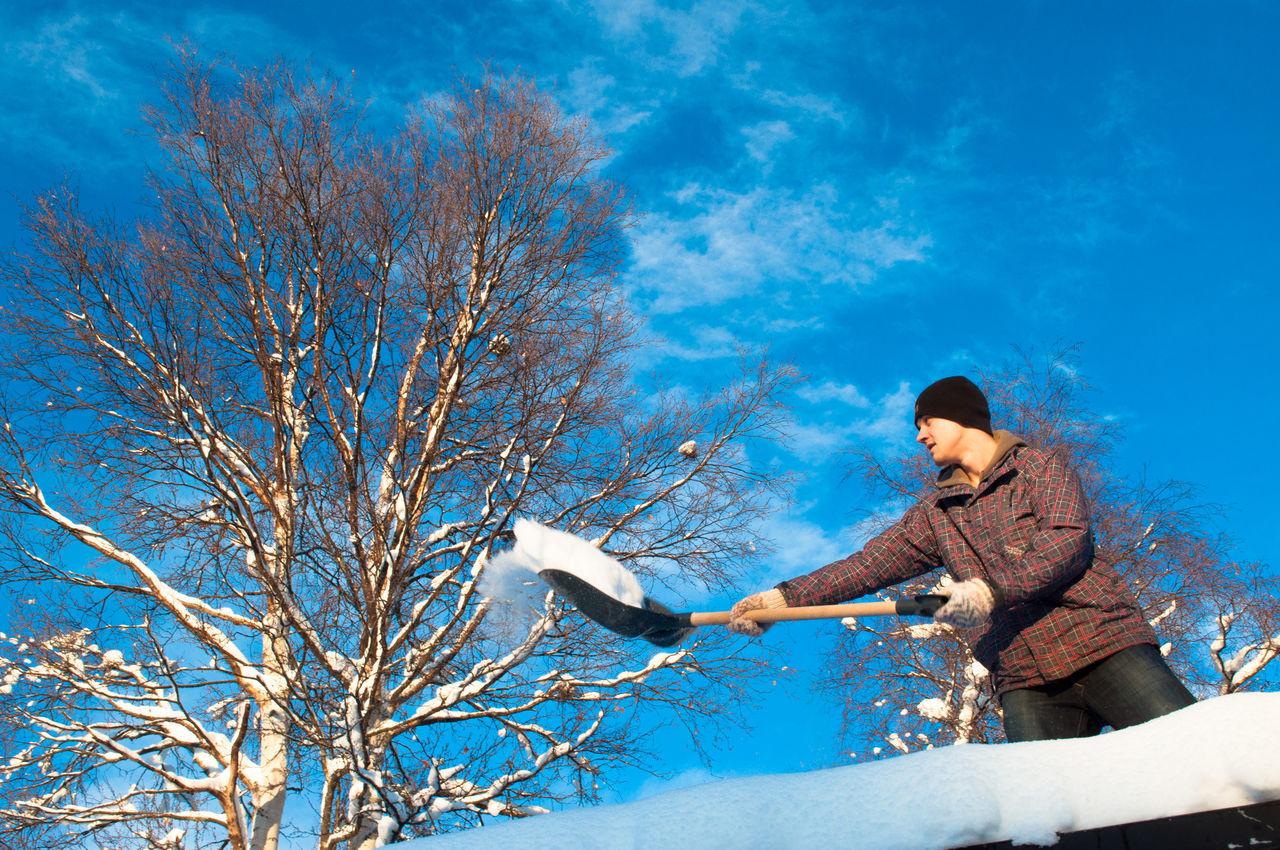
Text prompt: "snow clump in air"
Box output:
[[478, 514, 650, 640], [480, 519, 646, 617]]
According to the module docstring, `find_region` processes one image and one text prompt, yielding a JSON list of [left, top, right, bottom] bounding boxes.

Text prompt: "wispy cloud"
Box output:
[[9, 12, 126, 102], [0, 5, 309, 180], [852, 381, 915, 442], [757, 87, 853, 129], [587, 0, 748, 76], [755, 510, 852, 584], [0, 7, 155, 166], [796, 381, 873, 407], [651, 324, 742, 362], [562, 58, 655, 139], [784, 419, 862, 465], [627, 183, 931, 314], [180, 9, 288, 54], [741, 119, 796, 168], [753, 492, 914, 587], [784, 380, 915, 464]]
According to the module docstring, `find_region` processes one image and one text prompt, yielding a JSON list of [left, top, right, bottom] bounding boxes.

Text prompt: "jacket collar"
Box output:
[[934, 430, 1027, 490]]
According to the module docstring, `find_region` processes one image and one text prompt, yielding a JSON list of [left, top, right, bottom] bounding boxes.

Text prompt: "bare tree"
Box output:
[[820, 347, 1277, 760], [0, 53, 792, 849]]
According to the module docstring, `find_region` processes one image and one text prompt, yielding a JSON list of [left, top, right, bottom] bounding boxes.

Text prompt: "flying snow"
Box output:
[[481, 519, 646, 608]]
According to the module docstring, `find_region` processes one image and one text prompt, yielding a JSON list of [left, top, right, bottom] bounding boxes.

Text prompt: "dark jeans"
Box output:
[[1001, 643, 1196, 743]]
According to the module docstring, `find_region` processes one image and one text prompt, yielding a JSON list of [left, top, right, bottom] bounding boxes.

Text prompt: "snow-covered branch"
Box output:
[[1210, 610, 1280, 695]]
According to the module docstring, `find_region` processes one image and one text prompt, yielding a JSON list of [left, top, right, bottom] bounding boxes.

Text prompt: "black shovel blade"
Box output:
[[539, 569, 696, 647]]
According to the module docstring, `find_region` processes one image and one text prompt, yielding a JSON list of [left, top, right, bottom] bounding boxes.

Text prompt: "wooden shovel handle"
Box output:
[[687, 595, 945, 626]]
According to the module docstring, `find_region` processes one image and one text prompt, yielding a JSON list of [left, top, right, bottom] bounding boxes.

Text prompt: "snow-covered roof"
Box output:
[[398, 691, 1280, 849]]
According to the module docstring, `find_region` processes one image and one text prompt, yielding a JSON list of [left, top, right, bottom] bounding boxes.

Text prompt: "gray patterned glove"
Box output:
[[933, 579, 996, 628], [728, 588, 788, 637]]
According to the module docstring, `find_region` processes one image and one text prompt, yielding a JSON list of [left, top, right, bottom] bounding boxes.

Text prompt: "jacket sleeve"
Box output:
[[991, 451, 1094, 606], [776, 501, 942, 607]]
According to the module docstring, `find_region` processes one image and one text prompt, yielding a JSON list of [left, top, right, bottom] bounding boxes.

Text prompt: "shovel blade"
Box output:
[[539, 569, 695, 647]]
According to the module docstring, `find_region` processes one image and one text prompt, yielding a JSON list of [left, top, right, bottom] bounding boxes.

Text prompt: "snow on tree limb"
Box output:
[[1211, 610, 1280, 695]]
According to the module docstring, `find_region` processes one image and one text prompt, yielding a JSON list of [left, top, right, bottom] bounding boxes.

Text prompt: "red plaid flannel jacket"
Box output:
[[778, 432, 1157, 693]]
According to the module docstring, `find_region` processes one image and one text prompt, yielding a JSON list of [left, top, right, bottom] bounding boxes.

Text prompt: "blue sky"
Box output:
[[2, 0, 1277, 807]]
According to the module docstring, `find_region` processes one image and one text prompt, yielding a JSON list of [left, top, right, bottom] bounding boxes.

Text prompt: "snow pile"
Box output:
[[395, 692, 1280, 849], [482, 519, 645, 607]]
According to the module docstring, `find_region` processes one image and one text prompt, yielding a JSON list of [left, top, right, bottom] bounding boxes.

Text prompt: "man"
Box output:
[[730, 376, 1195, 742]]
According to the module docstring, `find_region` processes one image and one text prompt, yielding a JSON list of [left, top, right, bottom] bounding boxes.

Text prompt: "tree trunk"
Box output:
[[252, 609, 294, 850]]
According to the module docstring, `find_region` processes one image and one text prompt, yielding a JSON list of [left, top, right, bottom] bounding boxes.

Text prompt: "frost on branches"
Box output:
[[0, 55, 791, 850]]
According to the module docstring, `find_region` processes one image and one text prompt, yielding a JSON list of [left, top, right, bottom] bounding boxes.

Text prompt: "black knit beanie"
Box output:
[[913, 376, 992, 434]]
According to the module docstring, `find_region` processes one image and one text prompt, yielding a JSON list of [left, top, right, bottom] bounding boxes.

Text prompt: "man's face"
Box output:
[[915, 416, 966, 467]]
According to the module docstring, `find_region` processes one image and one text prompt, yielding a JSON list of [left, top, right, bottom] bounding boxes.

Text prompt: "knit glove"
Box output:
[[727, 588, 788, 637], [934, 579, 996, 628]]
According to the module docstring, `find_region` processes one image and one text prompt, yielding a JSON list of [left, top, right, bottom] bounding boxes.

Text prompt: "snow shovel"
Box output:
[[540, 568, 948, 647]]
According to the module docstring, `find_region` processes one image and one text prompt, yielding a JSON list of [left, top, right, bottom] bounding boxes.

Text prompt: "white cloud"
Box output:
[[563, 59, 655, 139], [588, 0, 747, 76], [742, 119, 795, 163], [753, 496, 913, 587], [760, 314, 825, 334], [784, 419, 861, 464], [181, 10, 288, 55], [627, 183, 931, 314], [852, 380, 915, 441], [755, 510, 851, 583], [727, 62, 856, 130], [796, 381, 872, 407], [0, 8, 154, 165], [758, 88, 853, 128], [784, 381, 917, 464], [654, 324, 741, 362], [11, 12, 123, 101], [0, 6, 305, 174]]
